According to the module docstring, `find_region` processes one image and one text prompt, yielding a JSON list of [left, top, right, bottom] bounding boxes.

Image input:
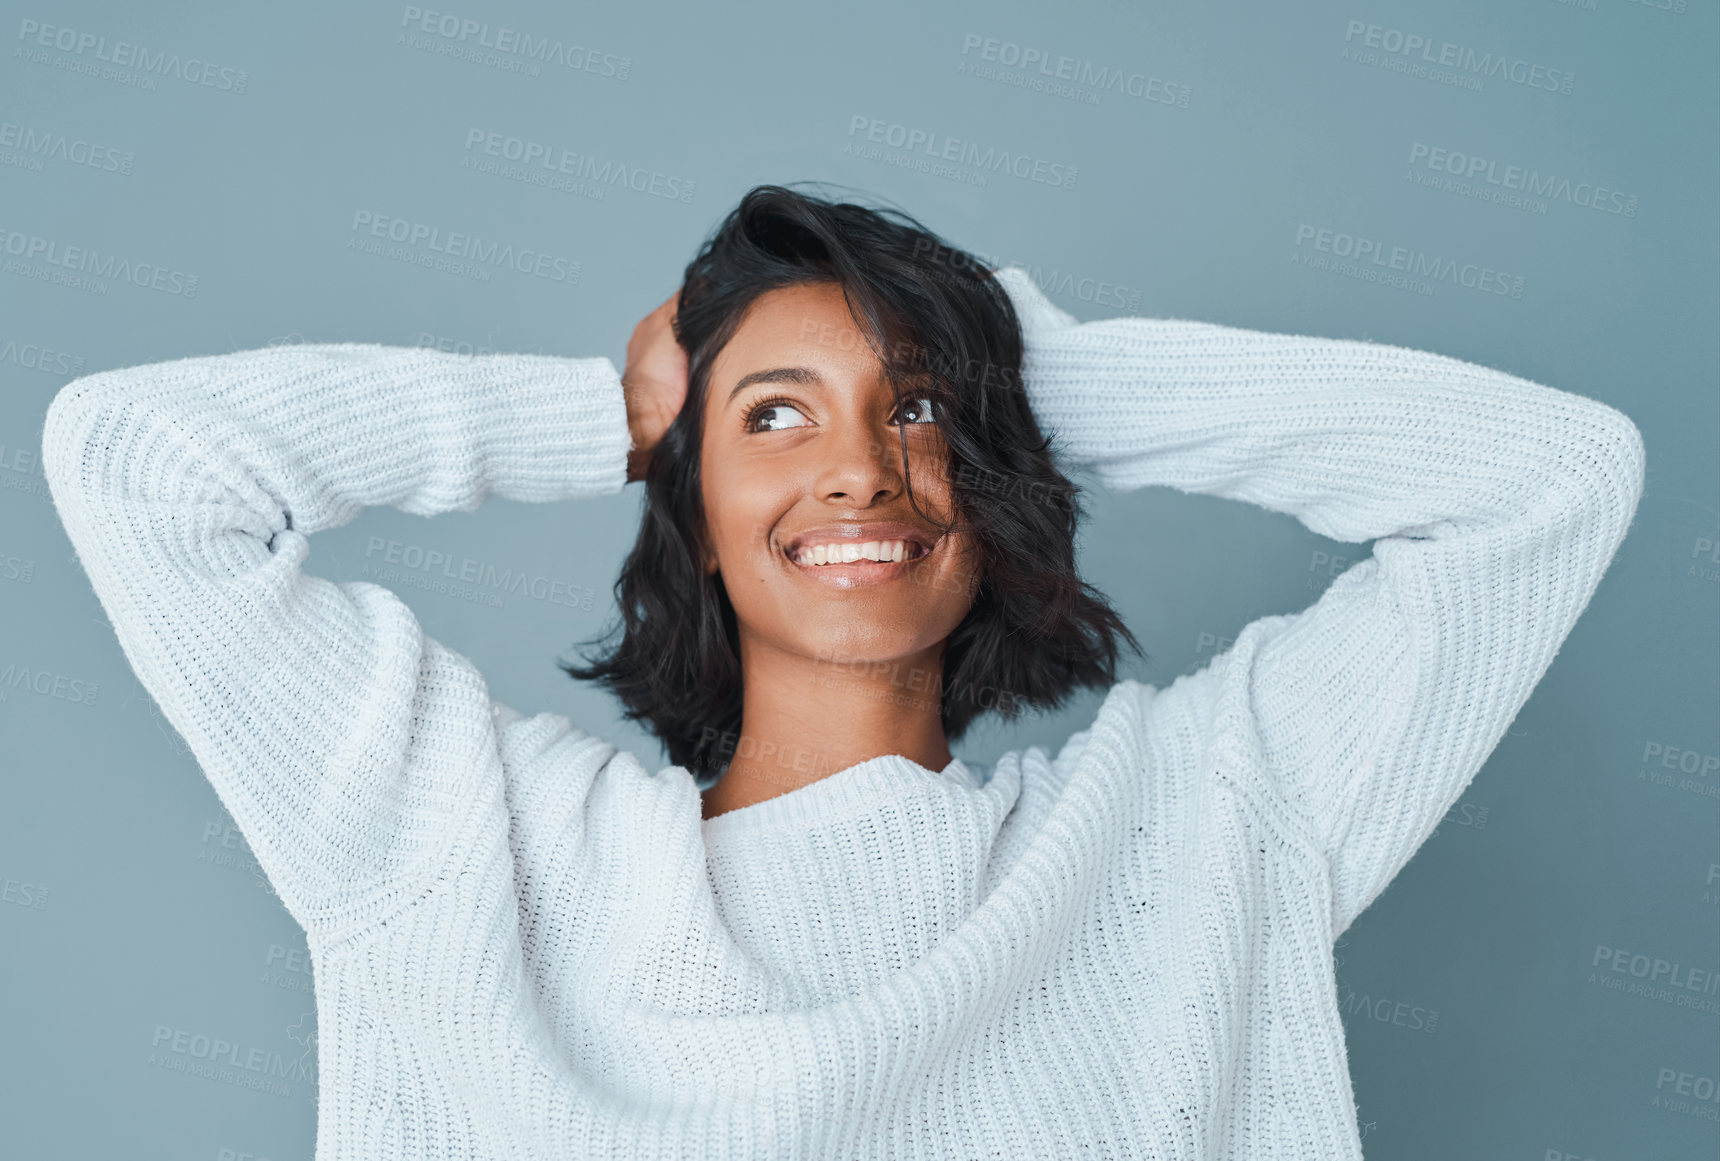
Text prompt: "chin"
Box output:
[[797, 622, 905, 662]]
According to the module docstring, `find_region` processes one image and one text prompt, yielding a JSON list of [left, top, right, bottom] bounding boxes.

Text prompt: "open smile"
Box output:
[[780, 524, 942, 587]]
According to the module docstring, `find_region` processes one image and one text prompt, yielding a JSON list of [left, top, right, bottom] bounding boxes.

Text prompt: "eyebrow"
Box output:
[[726, 366, 823, 403]]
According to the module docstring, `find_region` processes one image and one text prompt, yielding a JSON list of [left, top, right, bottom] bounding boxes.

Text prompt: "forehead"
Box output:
[[710, 282, 887, 383]]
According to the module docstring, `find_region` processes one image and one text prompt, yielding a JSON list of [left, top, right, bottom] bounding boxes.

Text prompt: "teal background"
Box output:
[[1, 1, 1715, 1157]]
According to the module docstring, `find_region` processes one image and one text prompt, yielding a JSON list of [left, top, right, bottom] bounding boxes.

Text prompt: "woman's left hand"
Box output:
[[622, 291, 689, 483]]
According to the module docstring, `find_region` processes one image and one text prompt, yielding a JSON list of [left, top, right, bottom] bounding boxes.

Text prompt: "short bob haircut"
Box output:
[[561, 183, 1140, 783]]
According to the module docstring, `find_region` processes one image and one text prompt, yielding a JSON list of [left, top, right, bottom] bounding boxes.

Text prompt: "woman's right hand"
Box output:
[[622, 291, 689, 482]]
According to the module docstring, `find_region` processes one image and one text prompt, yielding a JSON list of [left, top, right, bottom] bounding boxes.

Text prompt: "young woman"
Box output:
[[43, 186, 1643, 1158]]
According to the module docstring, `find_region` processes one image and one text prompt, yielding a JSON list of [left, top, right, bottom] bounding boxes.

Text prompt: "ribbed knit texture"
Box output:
[[40, 268, 1645, 1159]]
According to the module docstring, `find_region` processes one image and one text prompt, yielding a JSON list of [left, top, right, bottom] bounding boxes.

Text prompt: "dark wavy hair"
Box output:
[[560, 183, 1141, 781]]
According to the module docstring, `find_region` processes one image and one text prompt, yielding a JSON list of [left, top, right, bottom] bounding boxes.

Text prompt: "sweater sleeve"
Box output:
[[993, 266, 1646, 939], [40, 342, 632, 936]]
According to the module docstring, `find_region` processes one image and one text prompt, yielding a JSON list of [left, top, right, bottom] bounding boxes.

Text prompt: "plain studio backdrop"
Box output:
[[1, 1, 1715, 1157]]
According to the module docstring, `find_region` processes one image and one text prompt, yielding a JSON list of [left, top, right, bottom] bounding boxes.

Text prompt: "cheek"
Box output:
[[701, 465, 789, 568], [935, 535, 985, 606]]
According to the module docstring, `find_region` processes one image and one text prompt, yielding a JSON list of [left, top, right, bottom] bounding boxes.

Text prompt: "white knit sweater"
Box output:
[[42, 268, 1644, 1159]]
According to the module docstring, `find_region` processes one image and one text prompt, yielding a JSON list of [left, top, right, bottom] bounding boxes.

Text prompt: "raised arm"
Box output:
[[994, 267, 1645, 938], [41, 342, 631, 938]]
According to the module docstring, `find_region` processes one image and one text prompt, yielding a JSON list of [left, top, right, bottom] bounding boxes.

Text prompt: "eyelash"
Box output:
[[740, 396, 937, 432]]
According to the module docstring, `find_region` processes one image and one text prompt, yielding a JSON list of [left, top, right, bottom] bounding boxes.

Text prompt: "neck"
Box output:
[[701, 635, 954, 820]]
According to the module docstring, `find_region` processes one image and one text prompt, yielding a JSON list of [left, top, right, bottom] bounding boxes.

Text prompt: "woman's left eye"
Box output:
[[893, 397, 937, 425]]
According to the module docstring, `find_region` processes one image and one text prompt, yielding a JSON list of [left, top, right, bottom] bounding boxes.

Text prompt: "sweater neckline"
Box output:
[[700, 753, 978, 841]]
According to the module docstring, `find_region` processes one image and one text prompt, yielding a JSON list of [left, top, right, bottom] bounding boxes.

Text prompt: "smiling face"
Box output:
[[697, 281, 982, 671]]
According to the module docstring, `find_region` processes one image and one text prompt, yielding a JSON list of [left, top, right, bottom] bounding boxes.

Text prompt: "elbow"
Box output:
[[41, 367, 138, 503], [1577, 400, 1646, 524], [1532, 399, 1646, 563], [1482, 364, 1646, 527], [41, 372, 105, 491]]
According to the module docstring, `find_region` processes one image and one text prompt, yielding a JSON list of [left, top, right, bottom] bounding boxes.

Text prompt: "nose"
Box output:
[[814, 417, 904, 507]]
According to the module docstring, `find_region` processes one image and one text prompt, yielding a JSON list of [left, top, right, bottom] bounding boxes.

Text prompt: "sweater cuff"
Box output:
[[480, 353, 632, 501]]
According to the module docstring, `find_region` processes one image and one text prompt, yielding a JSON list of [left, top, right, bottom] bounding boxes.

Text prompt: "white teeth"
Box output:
[[794, 539, 918, 566]]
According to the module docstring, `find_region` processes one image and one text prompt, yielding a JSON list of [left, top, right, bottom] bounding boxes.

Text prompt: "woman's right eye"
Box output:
[[744, 401, 811, 432]]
